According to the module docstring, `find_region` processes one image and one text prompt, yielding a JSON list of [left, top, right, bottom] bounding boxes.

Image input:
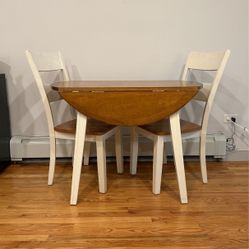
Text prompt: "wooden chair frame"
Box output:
[[130, 50, 231, 197], [26, 50, 123, 197]]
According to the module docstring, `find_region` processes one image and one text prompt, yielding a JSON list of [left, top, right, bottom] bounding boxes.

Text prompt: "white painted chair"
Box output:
[[130, 50, 230, 195], [25, 50, 123, 193]]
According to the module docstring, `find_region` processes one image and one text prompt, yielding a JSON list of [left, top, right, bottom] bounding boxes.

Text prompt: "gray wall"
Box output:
[[0, 0, 248, 158]]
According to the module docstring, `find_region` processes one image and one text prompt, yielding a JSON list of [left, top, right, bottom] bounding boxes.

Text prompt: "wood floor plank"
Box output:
[[0, 161, 248, 249]]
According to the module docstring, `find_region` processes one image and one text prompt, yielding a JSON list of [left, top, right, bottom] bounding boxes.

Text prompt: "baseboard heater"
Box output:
[[10, 132, 226, 161]]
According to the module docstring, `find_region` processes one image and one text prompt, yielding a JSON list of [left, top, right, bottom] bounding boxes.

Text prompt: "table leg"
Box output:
[[70, 112, 87, 205], [152, 136, 164, 194], [115, 127, 124, 174], [130, 127, 138, 175], [169, 112, 188, 204]]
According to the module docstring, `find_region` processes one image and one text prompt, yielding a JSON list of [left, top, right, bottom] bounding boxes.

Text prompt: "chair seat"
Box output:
[[140, 118, 201, 136], [54, 118, 116, 135]]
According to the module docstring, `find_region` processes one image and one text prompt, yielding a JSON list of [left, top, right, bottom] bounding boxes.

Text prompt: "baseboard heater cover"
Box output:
[[10, 133, 226, 161]]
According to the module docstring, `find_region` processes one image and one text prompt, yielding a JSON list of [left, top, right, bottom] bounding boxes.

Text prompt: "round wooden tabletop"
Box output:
[[52, 80, 202, 126]]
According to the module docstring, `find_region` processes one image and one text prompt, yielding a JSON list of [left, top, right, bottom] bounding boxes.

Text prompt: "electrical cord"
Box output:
[[226, 121, 236, 152], [226, 117, 249, 152], [231, 118, 249, 135]]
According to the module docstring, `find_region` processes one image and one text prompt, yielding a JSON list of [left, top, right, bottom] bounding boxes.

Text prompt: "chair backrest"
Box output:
[[181, 50, 230, 131], [25, 50, 70, 136]]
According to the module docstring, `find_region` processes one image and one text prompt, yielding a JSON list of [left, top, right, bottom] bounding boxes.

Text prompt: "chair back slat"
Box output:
[[44, 84, 63, 102], [193, 82, 212, 102], [185, 51, 227, 71], [29, 52, 64, 72], [182, 50, 230, 102]]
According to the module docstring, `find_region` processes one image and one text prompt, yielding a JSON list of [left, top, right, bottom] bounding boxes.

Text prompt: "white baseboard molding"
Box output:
[[10, 133, 226, 161], [225, 150, 249, 161]]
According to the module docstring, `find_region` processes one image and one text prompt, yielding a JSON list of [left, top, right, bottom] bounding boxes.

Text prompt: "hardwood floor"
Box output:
[[0, 161, 248, 249]]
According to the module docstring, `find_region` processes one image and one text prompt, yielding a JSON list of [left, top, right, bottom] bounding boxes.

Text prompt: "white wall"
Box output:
[[0, 0, 248, 157]]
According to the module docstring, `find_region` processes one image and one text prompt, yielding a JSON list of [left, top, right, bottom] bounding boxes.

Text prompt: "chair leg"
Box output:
[[48, 136, 56, 185], [70, 112, 87, 205], [170, 112, 188, 204], [83, 142, 91, 165], [96, 137, 107, 193], [115, 127, 124, 174], [200, 133, 208, 183], [152, 136, 164, 194], [130, 127, 138, 175]]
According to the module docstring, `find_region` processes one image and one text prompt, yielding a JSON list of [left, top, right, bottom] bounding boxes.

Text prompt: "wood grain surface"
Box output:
[[52, 80, 201, 126], [140, 118, 202, 135], [0, 161, 248, 249], [60, 91, 199, 126], [54, 118, 115, 135]]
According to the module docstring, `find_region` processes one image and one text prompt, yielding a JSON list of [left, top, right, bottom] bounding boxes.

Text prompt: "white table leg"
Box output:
[[115, 127, 124, 174], [70, 112, 87, 205], [83, 142, 91, 166], [130, 127, 138, 175], [152, 136, 164, 194], [96, 137, 107, 193], [169, 112, 188, 204]]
